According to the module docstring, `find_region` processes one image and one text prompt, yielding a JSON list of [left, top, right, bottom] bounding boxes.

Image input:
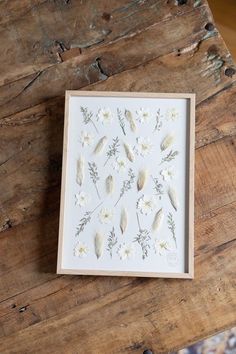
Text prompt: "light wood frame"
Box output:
[[57, 91, 195, 279]]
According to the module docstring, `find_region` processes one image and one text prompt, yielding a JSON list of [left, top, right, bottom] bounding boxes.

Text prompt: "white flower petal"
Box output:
[[154, 240, 170, 256], [75, 191, 90, 207], [136, 137, 153, 156], [98, 208, 113, 224], [80, 131, 94, 147], [136, 108, 152, 123], [137, 195, 156, 215], [97, 108, 113, 124], [74, 242, 89, 258], [113, 156, 127, 173], [117, 243, 135, 260], [166, 108, 179, 121]]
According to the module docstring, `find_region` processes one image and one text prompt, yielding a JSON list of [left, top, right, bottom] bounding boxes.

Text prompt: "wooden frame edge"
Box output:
[[57, 91, 195, 279]]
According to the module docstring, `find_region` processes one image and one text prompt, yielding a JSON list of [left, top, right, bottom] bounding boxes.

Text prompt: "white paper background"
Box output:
[[61, 95, 189, 274]]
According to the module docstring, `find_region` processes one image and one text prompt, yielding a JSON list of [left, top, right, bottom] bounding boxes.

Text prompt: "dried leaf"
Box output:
[[76, 155, 84, 186], [93, 136, 108, 154], [161, 133, 175, 151], [137, 169, 148, 191], [152, 208, 164, 232], [120, 208, 128, 234], [125, 110, 137, 132], [106, 175, 114, 195], [95, 232, 104, 259], [168, 187, 179, 211], [123, 143, 135, 162]]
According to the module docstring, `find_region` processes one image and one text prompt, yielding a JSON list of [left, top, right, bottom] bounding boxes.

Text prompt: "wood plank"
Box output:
[[0, 0, 201, 86], [0, 206, 235, 353], [1, 5, 235, 120], [195, 135, 236, 217], [0, 134, 235, 301], [196, 82, 236, 148], [0, 82, 235, 233], [0, 200, 235, 339]]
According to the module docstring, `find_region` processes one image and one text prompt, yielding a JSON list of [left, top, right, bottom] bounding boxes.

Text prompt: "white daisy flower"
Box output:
[[136, 108, 152, 123], [80, 131, 94, 147], [98, 208, 113, 224], [154, 239, 170, 256], [75, 191, 90, 207], [97, 107, 113, 124], [136, 137, 153, 156], [166, 108, 179, 121], [160, 167, 175, 182], [137, 194, 156, 215], [74, 242, 89, 258], [113, 156, 127, 173], [117, 243, 135, 260]]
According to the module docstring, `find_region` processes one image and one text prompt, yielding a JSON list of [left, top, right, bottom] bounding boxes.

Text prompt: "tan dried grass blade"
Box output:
[[152, 208, 164, 232], [120, 208, 128, 234], [76, 155, 84, 186], [94, 136, 108, 155], [95, 232, 104, 259], [137, 169, 148, 191]]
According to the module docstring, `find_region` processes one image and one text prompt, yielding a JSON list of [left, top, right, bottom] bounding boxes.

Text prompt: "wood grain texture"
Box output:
[[0, 0, 235, 353]]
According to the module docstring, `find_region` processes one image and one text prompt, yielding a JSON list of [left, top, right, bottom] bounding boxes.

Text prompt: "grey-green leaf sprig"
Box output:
[[114, 168, 135, 206], [151, 175, 164, 200], [167, 212, 177, 247], [117, 109, 126, 136], [153, 108, 162, 132], [133, 212, 151, 260], [76, 202, 103, 237], [160, 150, 179, 164], [88, 161, 101, 199], [80, 106, 99, 133], [106, 227, 118, 258], [104, 137, 120, 166]]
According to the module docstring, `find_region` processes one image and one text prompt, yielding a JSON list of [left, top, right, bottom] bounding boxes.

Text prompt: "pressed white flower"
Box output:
[[80, 131, 94, 147], [136, 108, 152, 123], [75, 191, 90, 207], [98, 208, 113, 224], [136, 137, 153, 156], [137, 194, 156, 215], [74, 242, 89, 258], [154, 239, 170, 256], [166, 108, 179, 121], [113, 156, 127, 173], [160, 167, 175, 181], [97, 107, 113, 124], [117, 243, 135, 260]]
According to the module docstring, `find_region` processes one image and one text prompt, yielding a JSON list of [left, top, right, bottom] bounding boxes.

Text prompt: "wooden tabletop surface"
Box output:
[[0, 1, 235, 353]]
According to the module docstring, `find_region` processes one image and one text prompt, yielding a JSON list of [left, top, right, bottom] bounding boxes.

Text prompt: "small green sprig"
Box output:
[[88, 161, 100, 199], [106, 227, 118, 258], [104, 137, 120, 166], [117, 108, 126, 136], [151, 175, 164, 200], [153, 109, 163, 132], [133, 213, 151, 259], [167, 212, 176, 247], [114, 168, 135, 206], [80, 106, 98, 133], [76, 202, 103, 237], [160, 150, 179, 164]]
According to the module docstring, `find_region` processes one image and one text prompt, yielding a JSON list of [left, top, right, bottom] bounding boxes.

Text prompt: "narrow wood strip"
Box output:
[[0, 199, 235, 338], [1, 7, 235, 119], [0, 0, 203, 86], [0, 232, 234, 353]]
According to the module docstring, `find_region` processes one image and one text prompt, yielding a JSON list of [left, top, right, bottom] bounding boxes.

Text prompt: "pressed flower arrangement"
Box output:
[[57, 91, 195, 278]]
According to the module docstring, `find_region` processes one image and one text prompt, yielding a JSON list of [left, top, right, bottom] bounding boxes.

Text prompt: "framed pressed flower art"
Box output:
[[57, 91, 195, 278]]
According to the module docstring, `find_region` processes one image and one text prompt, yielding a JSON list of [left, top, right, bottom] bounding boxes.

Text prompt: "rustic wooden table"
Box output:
[[0, 1, 235, 353]]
